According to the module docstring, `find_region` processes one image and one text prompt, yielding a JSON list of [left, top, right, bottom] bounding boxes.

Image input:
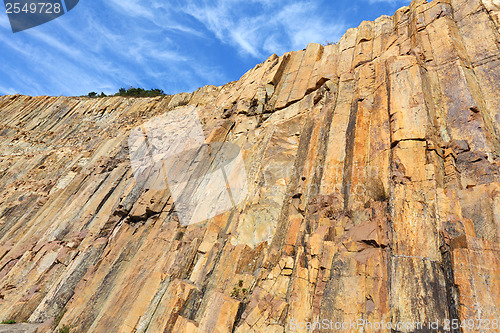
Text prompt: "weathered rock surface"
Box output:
[[0, 323, 41, 333], [0, 0, 499, 332]]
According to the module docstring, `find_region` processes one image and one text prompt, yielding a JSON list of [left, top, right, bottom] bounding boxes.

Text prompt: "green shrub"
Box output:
[[58, 324, 71, 333], [87, 87, 166, 98], [54, 308, 66, 328], [231, 280, 249, 300], [115, 87, 166, 97], [1, 319, 16, 324]]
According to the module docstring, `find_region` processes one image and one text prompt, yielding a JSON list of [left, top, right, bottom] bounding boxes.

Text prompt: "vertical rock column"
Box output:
[[387, 55, 449, 330]]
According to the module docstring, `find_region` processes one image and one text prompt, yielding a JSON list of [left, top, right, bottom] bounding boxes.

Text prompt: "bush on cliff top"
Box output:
[[87, 87, 166, 98]]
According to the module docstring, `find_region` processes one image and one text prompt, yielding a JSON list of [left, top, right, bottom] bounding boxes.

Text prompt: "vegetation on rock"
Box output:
[[87, 87, 166, 98]]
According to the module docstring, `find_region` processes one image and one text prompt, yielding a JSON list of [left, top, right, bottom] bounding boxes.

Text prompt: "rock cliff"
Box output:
[[0, 0, 499, 332]]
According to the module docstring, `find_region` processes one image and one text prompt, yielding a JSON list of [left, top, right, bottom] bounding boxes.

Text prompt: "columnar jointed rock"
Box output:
[[0, 0, 499, 332]]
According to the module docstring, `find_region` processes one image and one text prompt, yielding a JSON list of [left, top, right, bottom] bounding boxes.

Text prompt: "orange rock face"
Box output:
[[0, 0, 499, 332]]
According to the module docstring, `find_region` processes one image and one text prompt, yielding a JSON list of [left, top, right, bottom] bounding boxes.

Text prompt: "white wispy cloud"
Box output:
[[177, 0, 346, 58], [107, 0, 154, 19], [0, 13, 10, 30], [0, 84, 16, 95]]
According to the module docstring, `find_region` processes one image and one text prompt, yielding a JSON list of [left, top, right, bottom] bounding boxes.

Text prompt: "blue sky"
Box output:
[[0, 0, 411, 96]]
